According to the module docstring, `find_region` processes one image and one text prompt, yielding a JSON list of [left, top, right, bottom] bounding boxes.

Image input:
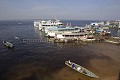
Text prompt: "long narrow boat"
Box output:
[[65, 60, 99, 78], [105, 40, 120, 44]]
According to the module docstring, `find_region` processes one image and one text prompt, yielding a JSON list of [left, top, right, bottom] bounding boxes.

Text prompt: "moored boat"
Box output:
[[65, 60, 99, 78], [3, 41, 14, 49], [34, 19, 63, 32], [105, 40, 120, 44]]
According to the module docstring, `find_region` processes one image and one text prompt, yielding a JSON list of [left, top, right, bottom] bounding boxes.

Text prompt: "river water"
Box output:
[[0, 20, 120, 80]]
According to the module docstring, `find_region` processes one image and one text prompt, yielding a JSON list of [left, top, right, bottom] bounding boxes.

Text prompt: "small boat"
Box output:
[[105, 40, 120, 44], [111, 36, 120, 39], [65, 60, 99, 78], [3, 41, 14, 49]]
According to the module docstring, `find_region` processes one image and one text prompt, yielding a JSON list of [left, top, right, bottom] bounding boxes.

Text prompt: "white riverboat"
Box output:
[[118, 22, 120, 29], [65, 60, 99, 78], [46, 26, 82, 37], [34, 20, 40, 27], [55, 32, 88, 39], [34, 19, 63, 33]]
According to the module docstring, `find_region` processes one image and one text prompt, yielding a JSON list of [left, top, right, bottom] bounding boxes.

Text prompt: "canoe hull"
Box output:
[[65, 60, 99, 78]]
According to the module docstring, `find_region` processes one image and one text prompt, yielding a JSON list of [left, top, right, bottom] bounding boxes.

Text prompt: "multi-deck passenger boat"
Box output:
[[46, 26, 82, 37], [34, 19, 63, 33], [65, 60, 99, 78]]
